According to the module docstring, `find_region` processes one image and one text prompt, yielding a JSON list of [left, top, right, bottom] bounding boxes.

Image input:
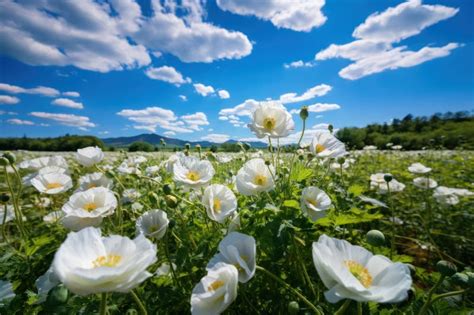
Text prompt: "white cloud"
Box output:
[[99, 131, 109, 135], [279, 84, 332, 104], [0, 95, 20, 105], [201, 133, 230, 143], [315, 0, 460, 79], [216, 0, 327, 32], [29, 112, 96, 130], [0, 110, 17, 115], [180, 112, 209, 130], [194, 83, 215, 96], [63, 91, 80, 97], [179, 95, 188, 101], [164, 131, 176, 137], [219, 99, 259, 118], [289, 103, 341, 114], [0, 83, 60, 97], [284, 60, 315, 69], [52, 98, 84, 109], [145, 66, 191, 85], [7, 118, 34, 125], [278, 123, 331, 145], [218, 89, 230, 99]]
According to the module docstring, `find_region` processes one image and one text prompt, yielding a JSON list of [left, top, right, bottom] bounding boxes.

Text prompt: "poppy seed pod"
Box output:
[[337, 157, 345, 165], [185, 143, 191, 150], [451, 272, 469, 287], [288, 301, 300, 314], [46, 285, 68, 305], [299, 106, 308, 120], [0, 193, 10, 203], [366, 230, 385, 247], [436, 260, 457, 277], [0, 157, 9, 167], [163, 184, 172, 195], [3, 152, 16, 164], [165, 195, 178, 208], [195, 144, 201, 152], [328, 124, 334, 133], [384, 174, 393, 183]]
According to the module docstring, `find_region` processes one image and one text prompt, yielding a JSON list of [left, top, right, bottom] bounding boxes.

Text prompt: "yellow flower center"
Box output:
[[253, 174, 267, 186], [149, 224, 161, 233], [315, 144, 326, 154], [344, 260, 372, 288], [83, 202, 98, 212], [263, 117, 276, 131], [46, 182, 63, 190], [207, 279, 225, 291], [88, 183, 97, 189], [213, 198, 222, 213], [306, 198, 319, 207], [187, 171, 200, 181], [92, 254, 122, 268]]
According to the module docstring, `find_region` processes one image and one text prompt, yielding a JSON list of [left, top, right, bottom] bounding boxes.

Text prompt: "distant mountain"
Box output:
[[101, 133, 267, 148]]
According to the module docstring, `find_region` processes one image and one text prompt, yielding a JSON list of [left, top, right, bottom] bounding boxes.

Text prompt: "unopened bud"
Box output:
[[46, 285, 68, 305], [451, 272, 469, 287], [328, 124, 334, 133], [337, 157, 345, 165], [366, 230, 385, 247], [3, 152, 16, 164], [299, 106, 308, 120], [185, 143, 191, 150], [165, 195, 178, 208], [163, 184, 172, 195], [0, 193, 10, 203], [436, 260, 457, 277], [384, 174, 393, 183], [288, 301, 300, 315], [0, 157, 9, 167]]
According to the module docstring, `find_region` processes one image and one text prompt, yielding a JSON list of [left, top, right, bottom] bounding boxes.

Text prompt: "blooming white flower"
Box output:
[[35, 267, 60, 303], [236, 158, 275, 196], [358, 196, 387, 208], [432, 186, 471, 205], [173, 156, 215, 188], [301, 187, 331, 221], [191, 262, 238, 315], [370, 173, 405, 194], [248, 101, 294, 138], [207, 232, 256, 283], [122, 189, 141, 203], [19, 156, 68, 170], [43, 210, 64, 224], [155, 262, 177, 277], [52, 227, 157, 295], [391, 145, 402, 150], [0, 280, 15, 303], [164, 152, 185, 173], [76, 146, 104, 167], [408, 163, 431, 174], [145, 165, 160, 176], [136, 210, 169, 240], [61, 187, 117, 231], [312, 235, 412, 303], [363, 145, 377, 151], [77, 172, 113, 192], [413, 177, 437, 189], [31, 173, 73, 195], [117, 162, 141, 175], [216, 154, 232, 163], [0, 205, 15, 225], [22, 166, 69, 186], [310, 131, 346, 158], [202, 184, 237, 223]]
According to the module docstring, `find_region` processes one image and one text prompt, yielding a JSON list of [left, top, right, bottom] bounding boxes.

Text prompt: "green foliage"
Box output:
[[0, 135, 104, 151], [128, 141, 155, 152]]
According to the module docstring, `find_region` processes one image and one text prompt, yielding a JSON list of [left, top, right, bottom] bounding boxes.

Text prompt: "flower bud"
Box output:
[[0, 193, 10, 203], [264, 160, 271, 166], [0, 157, 9, 167], [165, 195, 178, 208], [46, 285, 68, 305], [436, 260, 457, 277], [466, 272, 474, 288], [184, 150, 190, 156], [195, 144, 201, 152], [148, 192, 159, 205], [288, 301, 300, 315], [337, 157, 345, 165], [451, 272, 469, 287], [366, 230, 385, 247], [3, 152, 16, 164], [163, 184, 172, 195], [185, 143, 191, 150], [328, 124, 334, 133], [299, 106, 308, 120], [384, 174, 393, 183]]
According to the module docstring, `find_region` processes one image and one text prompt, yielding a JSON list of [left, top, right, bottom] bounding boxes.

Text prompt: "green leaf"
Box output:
[[282, 200, 300, 209], [348, 184, 364, 197]]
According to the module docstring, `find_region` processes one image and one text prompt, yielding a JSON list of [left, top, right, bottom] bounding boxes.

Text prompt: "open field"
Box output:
[[0, 146, 473, 314]]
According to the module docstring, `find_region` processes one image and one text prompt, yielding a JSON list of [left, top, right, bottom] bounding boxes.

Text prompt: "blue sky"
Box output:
[[0, 0, 473, 143]]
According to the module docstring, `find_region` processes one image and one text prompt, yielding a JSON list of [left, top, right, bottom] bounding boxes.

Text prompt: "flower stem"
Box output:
[[164, 233, 179, 287], [99, 292, 107, 315], [334, 299, 351, 315], [418, 274, 446, 315], [386, 182, 395, 259], [256, 265, 321, 314], [131, 290, 148, 315]]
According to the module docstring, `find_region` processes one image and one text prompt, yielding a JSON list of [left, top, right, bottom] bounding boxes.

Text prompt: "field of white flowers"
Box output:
[[0, 104, 473, 314]]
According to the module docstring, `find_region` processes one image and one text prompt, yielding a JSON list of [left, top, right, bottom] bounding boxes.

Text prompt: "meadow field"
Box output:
[[0, 141, 473, 314]]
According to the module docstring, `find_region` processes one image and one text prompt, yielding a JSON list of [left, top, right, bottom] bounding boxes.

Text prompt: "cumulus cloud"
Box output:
[[179, 95, 188, 101], [30, 112, 96, 130], [63, 91, 80, 97], [315, 0, 460, 79], [52, 98, 84, 109], [180, 112, 210, 130], [194, 83, 215, 96], [0, 83, 59, 97], [164, 131, 176, 137], [289, 103, 341, 114], [7, 118, 34, 125], [278, 123, 331, 145], [279, 84, 332, 104], [0, 95, 20, 105], [216, 0, 327, 32], [218, 89, 230, 99], [284, 60, 315, 69], [201, 133, 230, 143], [145, 66, 191, 85]]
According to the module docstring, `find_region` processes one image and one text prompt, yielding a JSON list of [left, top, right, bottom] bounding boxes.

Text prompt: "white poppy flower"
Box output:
[[216, 155, 232, 163], [77, 172, 113, 192], [122, 189, 141, 203], [433, 187, 461, 205], [164, 153, 185, 173], [173, 156, 215, 188], [413, 177, 437, 189], [117, 162, 141, 175], [358, 196, 387, 208], [136, 210, 169, 240], [43, 211, 64, 224], [236, 158, 275, 196], [0, 280, 15, 303], [448, 187, 474, 197], [191, 262, 238, 315], [35, 267, 60, 303], [19, 156, 68, 170], [312, 235, 412, 303], [207, 232, 256, 283], [371, 179, 405, 194], [22, 166, 69, 186], [391, 145, 402, 150], [310, 131, 346, 158], [0, 205, 15, 225], [301, 187, 331, 221], [76, 146, 104, 167], [408, 163, 431, 174], [31, 173, 73, 195], [52, 227, 157, 295], [202, 184, 237, 223], [145, 165, 160, 176], [61, 187, 117, 231], [248, 101, 294, 138]]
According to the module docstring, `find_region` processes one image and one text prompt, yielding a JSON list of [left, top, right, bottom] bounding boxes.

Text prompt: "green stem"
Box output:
[[357, 302, 363, 315], [164, 233, 179, 287], [386, 182, 394, 259], [131, 290, 148, 315], [256, 265, 321, 315], [3, 166, 26, 238], [2, 204, 10, 244], [99, 292, 107, 315], [334, 299, 351, 315], [430, 289, 466, 304], [292, 235, 317, 300], [418, 274, 446, 315]]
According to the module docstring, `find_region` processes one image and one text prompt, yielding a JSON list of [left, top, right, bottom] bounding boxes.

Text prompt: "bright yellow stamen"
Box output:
[[254, 174, 267, 186], [213, 198, 222, 213], [207, 280, 225, 291], [92, 255, 122, 268], [263, 117, 276, 131], [83, 202, 98, 212], [187, 171, 200, 181], [46, 182, 63, 190], [344, 260, 372, 288], [315, 144, 325, 154]]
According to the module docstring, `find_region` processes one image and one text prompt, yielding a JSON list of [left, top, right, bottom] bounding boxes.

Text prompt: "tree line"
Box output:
[[0, 135, 104, 151]]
